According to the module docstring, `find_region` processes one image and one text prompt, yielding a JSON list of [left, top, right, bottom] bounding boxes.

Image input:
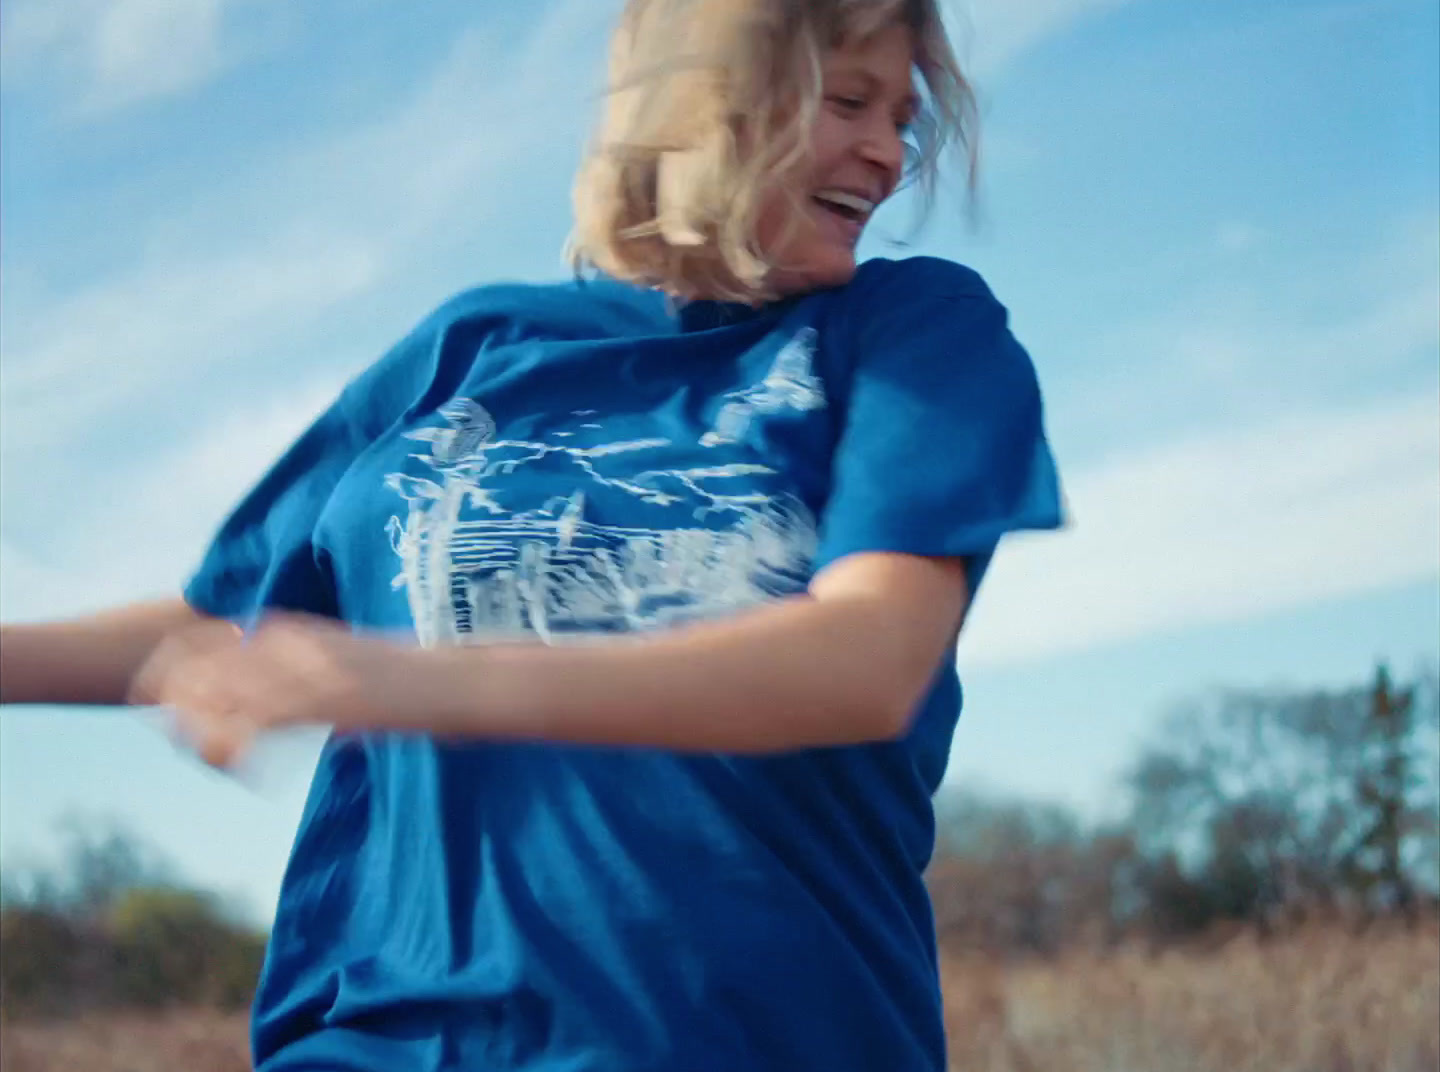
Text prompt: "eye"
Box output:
[[827, 95, 867, 114]]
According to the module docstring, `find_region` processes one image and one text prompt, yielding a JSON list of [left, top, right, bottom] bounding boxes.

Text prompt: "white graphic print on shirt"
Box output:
[[701, 327, 826, 447], [384, 397, 818, 648]]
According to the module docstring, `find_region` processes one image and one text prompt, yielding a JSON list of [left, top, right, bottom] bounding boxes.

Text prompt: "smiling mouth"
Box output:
[[811, 190, 875, 229], [812, 197, 865, 225]]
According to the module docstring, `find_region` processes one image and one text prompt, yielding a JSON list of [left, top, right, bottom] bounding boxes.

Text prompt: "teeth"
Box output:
[[814, 190, 874, 217]]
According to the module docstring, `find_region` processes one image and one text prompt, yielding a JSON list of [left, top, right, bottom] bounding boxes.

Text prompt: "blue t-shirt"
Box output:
[[185, 256, 1062, 1072]]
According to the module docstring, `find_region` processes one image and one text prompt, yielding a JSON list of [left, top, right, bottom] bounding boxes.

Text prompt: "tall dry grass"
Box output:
[[942, 921, 1440, 1072], [2, 924, 1435, 1071], [0, 1009, 250, 1072]]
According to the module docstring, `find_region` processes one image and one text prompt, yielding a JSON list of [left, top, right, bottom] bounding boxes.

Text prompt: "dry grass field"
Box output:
[[0, 1009, 250, 1072], [2, 924, 1436, 1071], [943, 922, 1440, 1071]]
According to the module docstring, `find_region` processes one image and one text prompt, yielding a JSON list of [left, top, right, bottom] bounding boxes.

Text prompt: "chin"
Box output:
[[765, 231, 863, 297], [783, 251, 859, 296], [810, 258, 859, 291]]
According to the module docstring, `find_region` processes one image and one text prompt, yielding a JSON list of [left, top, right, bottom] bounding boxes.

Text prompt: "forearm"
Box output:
[[418, 591, 947, 753], [0, 599, 205, 707]]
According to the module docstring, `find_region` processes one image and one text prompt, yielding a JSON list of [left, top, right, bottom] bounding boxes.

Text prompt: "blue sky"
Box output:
[[1, 0, 1436, 923]]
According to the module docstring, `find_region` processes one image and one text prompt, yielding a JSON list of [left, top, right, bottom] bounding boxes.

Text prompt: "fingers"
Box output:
[[166, 708, 256, 769], [128, 611, 375, 769], [129, 618, 282, 769], [127, 619, 244, 708]]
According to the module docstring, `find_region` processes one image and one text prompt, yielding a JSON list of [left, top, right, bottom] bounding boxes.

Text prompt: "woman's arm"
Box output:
[[134, 553, 971, 760], [418, 552, 971, 752], [0, 598, 208, 707]]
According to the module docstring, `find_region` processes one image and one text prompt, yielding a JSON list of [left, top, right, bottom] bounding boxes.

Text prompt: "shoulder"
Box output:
[[814, 257, 1041, 414], [822, 256, 1022, 367], [339, 277, 670, 435], [822, 256, 1012, 357], [844, 255, 998, 309], [421, 276, 670, 341]]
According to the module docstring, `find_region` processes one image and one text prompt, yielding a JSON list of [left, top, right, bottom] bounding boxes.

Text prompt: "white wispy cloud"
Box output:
[[0, 232, 383, 454], [0, 379, 345, 622], [953, 0, 1144, 76], [0, 0, 280, 114], [946, 204, 1439, 667], [0, 1, 613, 460], [1215, 221, 1266, 254], [961, 390, 1440, 668], [0, 0, 1139, 118], [1054, 209, 1440, 455], [0, 0, 615, 630]]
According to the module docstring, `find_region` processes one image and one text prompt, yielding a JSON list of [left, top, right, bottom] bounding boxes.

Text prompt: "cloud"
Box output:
[[961, 390, 1440, 669], [1054, 210, 1440, 459], [0, 0, 1134, 120], [0, 378, 345, 622], [0, 542, 92, 624], [0, 232, 383, 453], [951, 0, 1143, 77], [950, 210, 1438, 670], [0, 0, 617, 629], [0, 1, 613, 461], [1215, 221, 1265, 254], [0, 0, 275, 114]]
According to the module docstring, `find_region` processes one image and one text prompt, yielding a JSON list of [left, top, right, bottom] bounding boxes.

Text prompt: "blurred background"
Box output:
[[1, 0, 1436, 1069]]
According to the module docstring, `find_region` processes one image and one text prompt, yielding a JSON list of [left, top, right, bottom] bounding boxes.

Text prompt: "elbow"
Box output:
[[875, 693, 921, 741], [850, 686, 922, 744], [800, 681, 915, 749], [830, 648, 936, 745], [862, 649, 945, 742]]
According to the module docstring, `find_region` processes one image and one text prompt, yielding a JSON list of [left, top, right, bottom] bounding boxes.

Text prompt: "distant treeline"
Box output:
[[928, 664, 1440, 956], [0, 826, 265, 1017], [2, 664, 1436, 1015]]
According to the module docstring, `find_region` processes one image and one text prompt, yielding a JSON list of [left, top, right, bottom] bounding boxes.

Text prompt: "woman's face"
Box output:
[[759, 24, 917, 298]]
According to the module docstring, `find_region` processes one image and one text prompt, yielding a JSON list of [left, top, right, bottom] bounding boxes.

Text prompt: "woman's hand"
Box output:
[[128, 613, 423, 767]]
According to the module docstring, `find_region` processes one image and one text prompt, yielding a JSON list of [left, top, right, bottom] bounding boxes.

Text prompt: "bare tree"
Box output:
[[1127, 664, 1440, 933]]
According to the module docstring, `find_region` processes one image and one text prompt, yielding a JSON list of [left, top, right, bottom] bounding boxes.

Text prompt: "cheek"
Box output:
[[807, 111, 850, 165], [754, 187, 819, 261], [753, 191, 788, 255], [753, 136, 835, 260]]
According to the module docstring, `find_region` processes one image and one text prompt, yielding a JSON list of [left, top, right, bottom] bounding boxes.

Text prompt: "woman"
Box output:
[[0, 1, 1063, 1068]]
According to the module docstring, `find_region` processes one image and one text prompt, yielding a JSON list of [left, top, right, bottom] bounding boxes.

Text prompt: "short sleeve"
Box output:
[[815, 259, 1064, 592], [182, 295, 465, 624], [182, 399, 365, 624]]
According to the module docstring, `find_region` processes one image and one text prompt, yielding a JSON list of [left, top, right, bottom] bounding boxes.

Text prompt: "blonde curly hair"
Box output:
[[568, 0, 979, 305]]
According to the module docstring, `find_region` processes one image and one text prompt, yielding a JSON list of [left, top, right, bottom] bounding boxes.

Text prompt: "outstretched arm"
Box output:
[[1, 599, 209, 708]]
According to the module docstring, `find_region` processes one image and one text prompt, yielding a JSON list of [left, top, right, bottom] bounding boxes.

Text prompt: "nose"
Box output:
[[857, 115, 905, 193]]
